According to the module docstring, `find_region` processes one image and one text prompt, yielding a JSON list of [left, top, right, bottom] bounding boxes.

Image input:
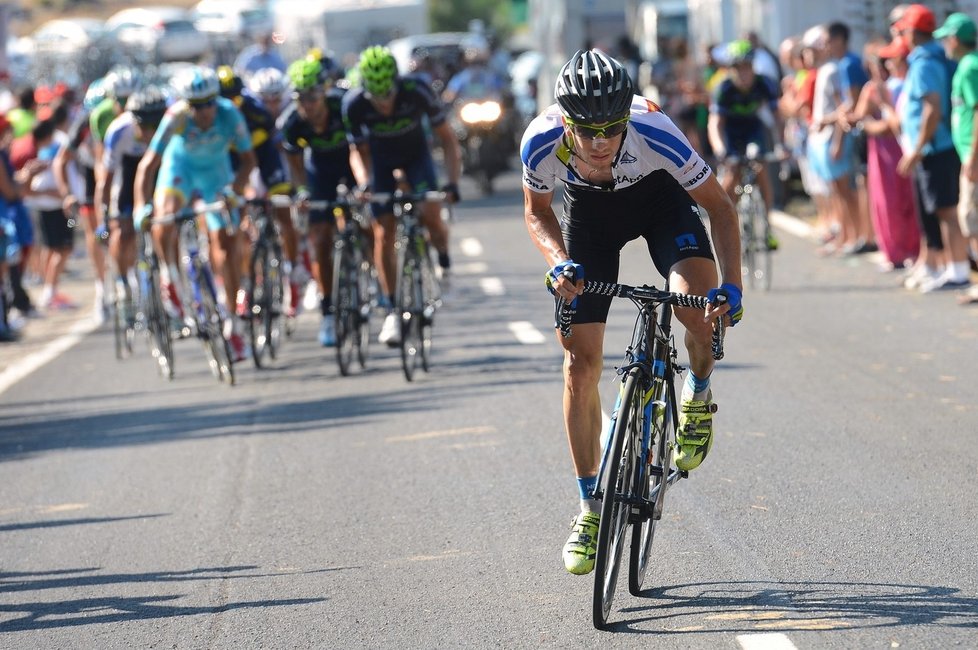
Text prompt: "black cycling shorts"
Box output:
[[562, 170, 715, 324]]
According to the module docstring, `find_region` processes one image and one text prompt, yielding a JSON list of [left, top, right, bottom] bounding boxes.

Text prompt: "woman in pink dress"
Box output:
[[850, 39, 920, 269]]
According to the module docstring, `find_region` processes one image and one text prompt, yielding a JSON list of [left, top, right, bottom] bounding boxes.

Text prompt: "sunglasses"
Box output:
[[565, 116, 629, 140], [189, 97, 217, 109]]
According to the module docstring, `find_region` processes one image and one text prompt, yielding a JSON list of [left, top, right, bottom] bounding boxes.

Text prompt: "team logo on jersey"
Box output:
[[645, 99, 662, 113], [675, 233, 699, 251], [620, 150, 637, 164]]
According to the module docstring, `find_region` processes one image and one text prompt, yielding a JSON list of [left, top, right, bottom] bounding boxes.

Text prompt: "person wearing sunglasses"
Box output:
[[134, 66, 257, 363], [279, 57, 364, 347], [342, 45, 461, 347], [521, 49, 742, 576]]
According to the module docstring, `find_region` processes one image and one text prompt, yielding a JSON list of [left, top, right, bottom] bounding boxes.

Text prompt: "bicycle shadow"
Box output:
[[0, 564, 345, 632], [608, 580, 978, 634]]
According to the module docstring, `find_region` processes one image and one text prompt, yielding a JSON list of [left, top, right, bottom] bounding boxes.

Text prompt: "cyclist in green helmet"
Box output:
[[281, 57, 363, 346], [342, 45, 461, 347]]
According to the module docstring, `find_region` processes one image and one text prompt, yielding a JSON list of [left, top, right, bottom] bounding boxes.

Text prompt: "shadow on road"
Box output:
[[0, 513, 167, 533], [610, 580, 978, 633], [0, 564, 346, 632]]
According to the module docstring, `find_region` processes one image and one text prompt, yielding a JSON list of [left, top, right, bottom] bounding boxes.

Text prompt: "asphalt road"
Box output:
[[1, 170, 976, 649]]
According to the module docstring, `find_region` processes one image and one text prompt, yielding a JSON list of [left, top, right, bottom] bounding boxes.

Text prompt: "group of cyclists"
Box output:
[[20, 43, 463, 362]]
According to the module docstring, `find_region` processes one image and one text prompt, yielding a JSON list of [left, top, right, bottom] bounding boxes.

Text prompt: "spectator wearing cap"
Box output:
[[935, 12, 978, 303], [234, 28, 287, 77], [895, 4, 972, 294]]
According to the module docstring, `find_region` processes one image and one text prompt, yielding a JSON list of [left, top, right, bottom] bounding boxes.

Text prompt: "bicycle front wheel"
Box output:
[[397, 246, 423, 382], [143, 265, 174, 380], [593, 369, 642, 629], [332, 237, 358, 376], [629, 375, 673, 595], [197, 264, 235, 386]]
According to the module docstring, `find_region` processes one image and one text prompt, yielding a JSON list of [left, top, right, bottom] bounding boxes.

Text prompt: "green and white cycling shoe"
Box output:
[[563, 511, 600, 575], [675, 392, 718, 472]]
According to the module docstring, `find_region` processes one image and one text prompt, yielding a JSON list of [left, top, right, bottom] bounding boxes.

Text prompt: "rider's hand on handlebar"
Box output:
[[441, 182, 460, 204], [706, 282, 744, 327], [546, 260, 585, 306]]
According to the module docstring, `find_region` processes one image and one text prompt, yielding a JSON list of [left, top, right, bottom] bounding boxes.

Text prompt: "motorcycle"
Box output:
[[451, 94, 515, 195]]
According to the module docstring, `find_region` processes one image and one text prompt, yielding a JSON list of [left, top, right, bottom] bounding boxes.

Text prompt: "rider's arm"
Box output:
[[52, 144, 74, 205], [687, 176, 742, 293], [523, 185, 567, 268], [707, 111, 727, 158], [284, 151, 307, 189], [134, 150, 162, 211], [231, 149, 256, 197], [349, 143, 371, 188], [94, 165, 113, 223], [431, 121, 461, 187]]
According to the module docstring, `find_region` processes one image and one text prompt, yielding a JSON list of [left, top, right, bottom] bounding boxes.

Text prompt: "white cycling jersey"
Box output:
[[520, 96, 713, 194], [102, 112, 148, 216]]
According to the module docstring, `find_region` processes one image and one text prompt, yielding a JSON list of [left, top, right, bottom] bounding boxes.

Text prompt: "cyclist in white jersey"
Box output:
[[96, 86, 168, 309], [521, 50, 743, 576]]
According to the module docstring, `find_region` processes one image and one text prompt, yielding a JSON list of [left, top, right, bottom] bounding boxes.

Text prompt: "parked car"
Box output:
[[107, 6, 209, 63], [194, 0, 273, 40], [29, 18, 118, 88], [31, 18, 109, 54]]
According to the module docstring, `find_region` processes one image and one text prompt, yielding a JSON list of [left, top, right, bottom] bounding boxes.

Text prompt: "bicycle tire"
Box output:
[[144, 265, 174, 380], [249, 243, 282, 368], [197, 263, 235, 386], [113, 293, 128, 360], [332, 237, 356, 376], [397, 237, 423, 382], [628, 369, 674, 595], [418, 242, 437, 373], [266, 242, 285, 361], [356, 253, 372, 369], [739, 192, 757, 290], [593, 368, 641, 629], [758, 203, 773, 291]]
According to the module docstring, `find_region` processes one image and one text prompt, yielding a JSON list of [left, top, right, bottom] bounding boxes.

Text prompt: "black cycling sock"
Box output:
[[321, 295, 332, 316], [438, 251, 451, 269]]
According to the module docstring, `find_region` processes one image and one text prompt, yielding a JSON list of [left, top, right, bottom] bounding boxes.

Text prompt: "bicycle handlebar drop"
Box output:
[[554, 279, 725, 360]]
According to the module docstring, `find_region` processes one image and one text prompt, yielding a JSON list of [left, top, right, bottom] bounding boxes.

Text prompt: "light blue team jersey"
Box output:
[[149, 96, 253, 169], [900, 40, 955, 156]]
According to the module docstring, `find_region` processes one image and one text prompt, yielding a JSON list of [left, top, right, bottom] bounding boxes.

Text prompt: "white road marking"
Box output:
[[769, 210, 815, 240], [0, 317, 99, 397], [736, 633, 799, 650], [453, 261, 490, 275], [385, 425, 495, 443], [508, 321, 546, 344], [459, 237, 484, 257], [480, 277, 506, 296]]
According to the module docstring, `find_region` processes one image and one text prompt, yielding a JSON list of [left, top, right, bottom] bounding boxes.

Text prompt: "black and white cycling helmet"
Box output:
[[555, 49, 634, 124], [103, 68, 141, 102], [172, 66, 220, 103], [249, 67, 288, 98], [126, 85, 169, 125]]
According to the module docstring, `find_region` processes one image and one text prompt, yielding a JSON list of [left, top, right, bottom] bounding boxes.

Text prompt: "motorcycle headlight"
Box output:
[[460, 101, 502, 124]]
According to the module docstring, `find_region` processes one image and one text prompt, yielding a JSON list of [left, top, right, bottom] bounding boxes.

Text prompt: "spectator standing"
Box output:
[[852, 38, 920, 270], [934, 12, 978, 303], [7, 87, 36, 138], [234, 28, 287, 78], [894, 4, 971, 293]]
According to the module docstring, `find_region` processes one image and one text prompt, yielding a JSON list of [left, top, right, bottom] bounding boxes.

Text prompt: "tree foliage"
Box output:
[[428, 0, 513, 40]]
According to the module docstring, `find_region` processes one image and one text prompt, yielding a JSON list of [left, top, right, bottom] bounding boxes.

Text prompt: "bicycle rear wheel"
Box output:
[[143, 265, 174, 380], [593, 369, 642, 629], [629, 373, 673, 595], [418, 244, 437, 372], [197, 264, 235, 386], [356, 254, 372, 369], [249, 243, 283, 368]]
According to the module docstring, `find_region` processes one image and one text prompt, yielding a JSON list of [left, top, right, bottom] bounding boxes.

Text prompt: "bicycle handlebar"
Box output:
[[368, 190, 447, 203], [151, 201, 227, 225], [554, 278, 725, 360]]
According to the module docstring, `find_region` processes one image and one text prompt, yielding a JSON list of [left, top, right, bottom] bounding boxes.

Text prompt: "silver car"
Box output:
[[107, 6, 210, 63]]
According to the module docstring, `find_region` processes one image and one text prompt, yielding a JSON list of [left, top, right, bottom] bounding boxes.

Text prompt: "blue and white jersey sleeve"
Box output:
[[520, 97, 712, 193], [102, 112, 139, 172]]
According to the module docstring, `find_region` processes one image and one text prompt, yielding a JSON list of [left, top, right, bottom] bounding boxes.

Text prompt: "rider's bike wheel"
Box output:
[[629, 374, 673, 595], [113, 293, 131, 360], [593, 369, 641, 629], [355, 254, 372, 370], [145, 268, 174, 380], [198, 265, 235, 386], [397, 249, 423, 382], [418, 246, 438, 373], [332, 239, 357, 377], [249, 244, 283, 368], [266, 243, 285, 361], [758, 204, 773, 291], [739, 192, 757, 290]]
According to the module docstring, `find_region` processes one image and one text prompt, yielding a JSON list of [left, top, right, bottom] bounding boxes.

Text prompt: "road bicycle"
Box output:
[[727, 143, 782, 291], [152, 199, 235, 386], [242, 197, 285, 368], [555, 277, 724, 629], [373, 190, 445, 382]]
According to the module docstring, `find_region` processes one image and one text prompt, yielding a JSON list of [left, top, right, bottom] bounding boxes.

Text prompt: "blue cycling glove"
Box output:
[[545, 260, 584, 307], [707, 283, 744, 326]]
